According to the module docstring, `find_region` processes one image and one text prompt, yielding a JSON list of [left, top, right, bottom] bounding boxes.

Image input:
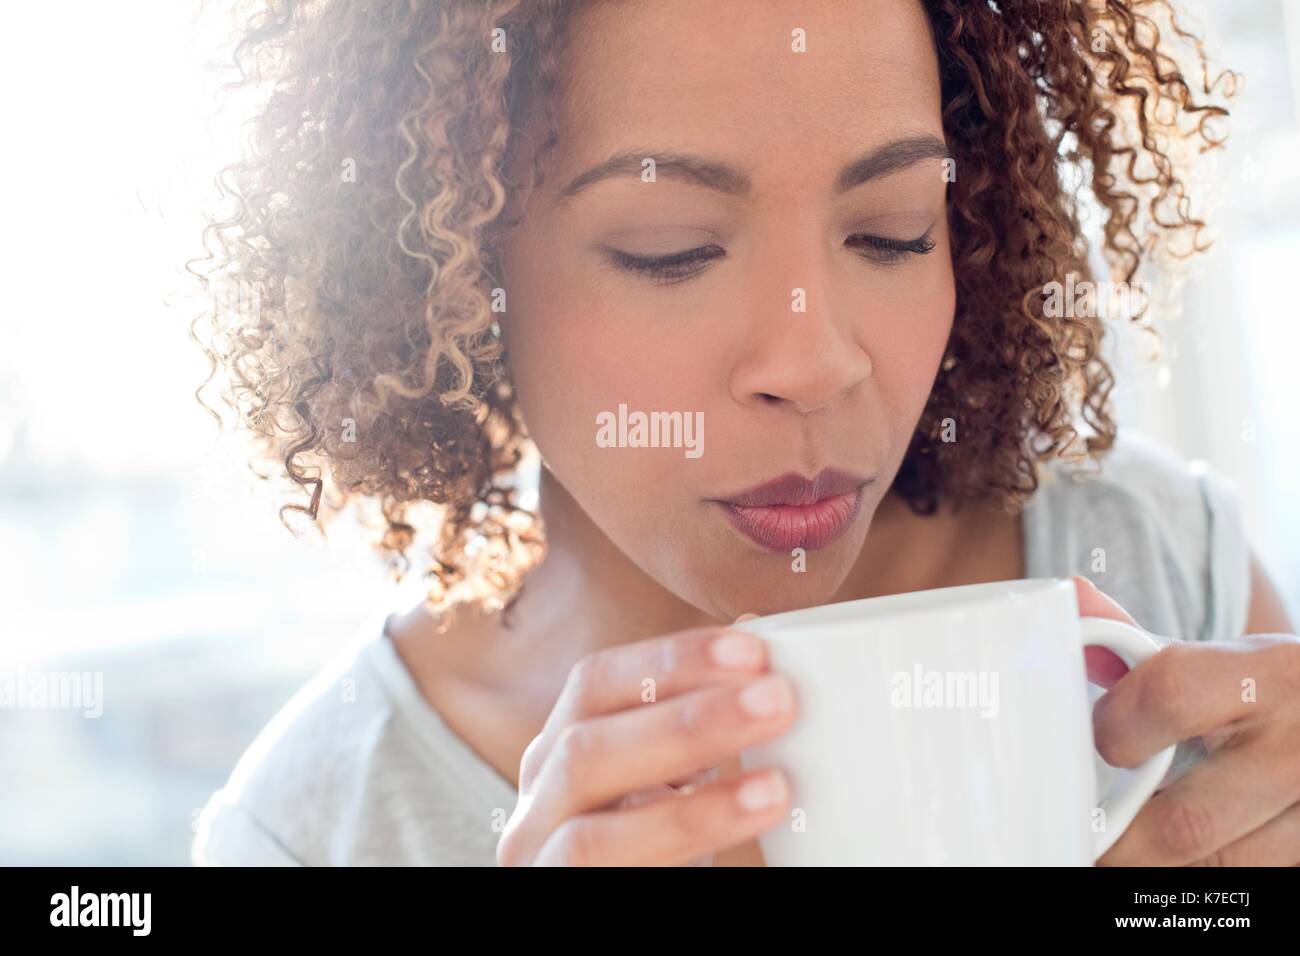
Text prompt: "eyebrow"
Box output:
[[555, 134, 950, 204]]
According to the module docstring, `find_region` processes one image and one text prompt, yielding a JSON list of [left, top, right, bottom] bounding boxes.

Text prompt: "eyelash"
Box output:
[[610, 231, 936, 285], [845, 231, 937, 263], [609, 245, 725, 285]]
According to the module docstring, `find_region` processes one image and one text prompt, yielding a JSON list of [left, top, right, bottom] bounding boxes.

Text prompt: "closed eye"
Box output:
[[607, 245, 726, 285], [608, 229, 935, 285], [845, 231, 936, 264]]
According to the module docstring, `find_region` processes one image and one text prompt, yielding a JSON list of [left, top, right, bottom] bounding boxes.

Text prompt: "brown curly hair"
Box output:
[[190, 0, 1237, 614]]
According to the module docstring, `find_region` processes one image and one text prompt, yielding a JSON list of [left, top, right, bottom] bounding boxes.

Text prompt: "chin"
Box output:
[[728, 577, 850, 620], [669, 547, 860, 622]]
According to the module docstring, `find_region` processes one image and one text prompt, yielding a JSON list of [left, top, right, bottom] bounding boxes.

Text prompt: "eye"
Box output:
[[607, 245, 726, 285], [845, 231, 936, 264]]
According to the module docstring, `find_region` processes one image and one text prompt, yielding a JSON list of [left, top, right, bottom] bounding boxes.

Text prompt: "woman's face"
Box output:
[[498, 0, 954, 620]]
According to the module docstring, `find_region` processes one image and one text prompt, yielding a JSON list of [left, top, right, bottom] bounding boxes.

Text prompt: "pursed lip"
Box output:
[[709, 468, 873, 553]]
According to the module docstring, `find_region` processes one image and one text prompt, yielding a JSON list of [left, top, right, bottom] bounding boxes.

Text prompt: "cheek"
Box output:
[[501, 244, 707, 495], [862, 255, 957, 426], [904, 272, 955, 394]]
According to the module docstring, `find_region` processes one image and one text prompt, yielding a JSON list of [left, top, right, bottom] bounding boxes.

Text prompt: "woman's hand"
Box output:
[[495, 625, 796, 866], [1075, 575, 1300, 866]]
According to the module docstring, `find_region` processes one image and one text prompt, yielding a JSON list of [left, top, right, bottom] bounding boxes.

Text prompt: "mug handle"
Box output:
[[1079, 616, 1177, 861]]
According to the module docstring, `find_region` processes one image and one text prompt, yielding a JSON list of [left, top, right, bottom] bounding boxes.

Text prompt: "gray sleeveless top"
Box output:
[[191, 430, 1252, 865]]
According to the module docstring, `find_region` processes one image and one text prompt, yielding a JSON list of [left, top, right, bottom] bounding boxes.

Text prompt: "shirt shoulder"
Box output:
[[1026, 430, 1251, 644], [191, 607, 512, 866]]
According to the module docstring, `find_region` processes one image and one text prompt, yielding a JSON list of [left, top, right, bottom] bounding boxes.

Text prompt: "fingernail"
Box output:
[[711, 631, 763, 669], [738, 674, 792, 717], [737, 770, 787, 811]]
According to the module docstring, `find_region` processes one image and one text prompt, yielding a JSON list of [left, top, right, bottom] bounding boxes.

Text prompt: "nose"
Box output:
[[728, 240, 873, 416]]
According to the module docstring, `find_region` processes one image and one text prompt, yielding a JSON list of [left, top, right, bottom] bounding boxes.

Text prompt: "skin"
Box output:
[[498, 0, 954, 622], [386, 0, 1299, 866]]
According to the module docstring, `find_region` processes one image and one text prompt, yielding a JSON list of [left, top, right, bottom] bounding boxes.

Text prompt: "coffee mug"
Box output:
[[737, 577, 1175, 865]]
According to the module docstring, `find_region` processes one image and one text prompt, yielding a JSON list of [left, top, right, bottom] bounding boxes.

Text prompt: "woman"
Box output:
[[190, 0, 1298, 866]]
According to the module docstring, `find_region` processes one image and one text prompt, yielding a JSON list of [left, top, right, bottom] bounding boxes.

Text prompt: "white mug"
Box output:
[[737, 577, 1175, 865]]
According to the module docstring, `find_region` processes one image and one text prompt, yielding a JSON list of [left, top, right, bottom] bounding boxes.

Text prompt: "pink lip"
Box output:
[[711, 468, 872, 552]]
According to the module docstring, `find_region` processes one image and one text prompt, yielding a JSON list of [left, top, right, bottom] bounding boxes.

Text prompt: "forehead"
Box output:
[[551, 0, 943, 182]]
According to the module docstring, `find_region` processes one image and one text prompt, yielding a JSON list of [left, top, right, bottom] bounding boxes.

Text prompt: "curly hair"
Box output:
[[190, 0, 1237, 615]]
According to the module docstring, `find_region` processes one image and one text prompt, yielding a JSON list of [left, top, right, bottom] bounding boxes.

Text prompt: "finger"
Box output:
[[1092, 638, 1281, 768], [1085, 645, 1132, 690], [1073, 575, 1139, 626], [524, 674, 796, 842], [533, 767, 790, 866], [522, 626, 769, 786], [1072, 576, 1139, 688], [1098, 730, 1300, 866], [665, 764, 721, 791], [623, 774, 722, 866], [620, 767, 721, 809], [613, 769, 724, 865], [1186, 800, 1300, 867]]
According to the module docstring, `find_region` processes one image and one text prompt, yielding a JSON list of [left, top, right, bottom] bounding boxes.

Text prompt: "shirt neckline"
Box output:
[[360, 613, 521, 810]]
